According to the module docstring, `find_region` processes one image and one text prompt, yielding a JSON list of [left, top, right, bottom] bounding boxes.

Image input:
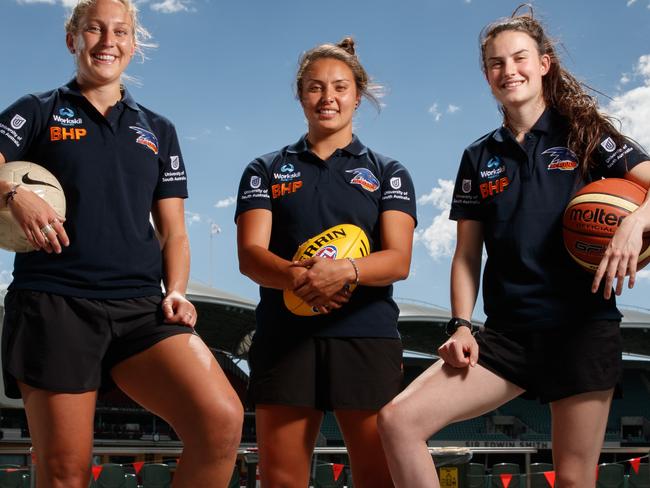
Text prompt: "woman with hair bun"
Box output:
[[236, 37, 417, 487], [0, 1, 243, 486], [378, 6, 650, 488]]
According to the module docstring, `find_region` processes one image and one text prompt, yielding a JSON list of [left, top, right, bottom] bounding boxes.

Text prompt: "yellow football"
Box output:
[[283, 224, 370, 316]]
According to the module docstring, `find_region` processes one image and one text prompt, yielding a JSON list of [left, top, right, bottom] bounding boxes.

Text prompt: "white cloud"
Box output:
[[150, 0, 192, 13], [215, 196, 236, 209], [636, 54, 650, 78], [627, 0, 637, 5], [184, 211, 201, 225], [414, 179, 456, 260], [0, 270, 12, 289], [620, 73, 631, 85], [447, 104, 461, 114], [606, 54, 650, 149], [637, 270, 650, 281], [15, 0, 78, 6], [225, 126, 232, 131], [428, 103, 442, 122]]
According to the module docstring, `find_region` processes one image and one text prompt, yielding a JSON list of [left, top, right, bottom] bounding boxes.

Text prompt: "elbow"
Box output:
[[238, 251, 255, 280], [394, 261, 411, 282]]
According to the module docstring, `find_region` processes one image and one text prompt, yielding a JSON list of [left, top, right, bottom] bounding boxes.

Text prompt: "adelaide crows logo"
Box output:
[[129, 126, 159, 155], [542, 147, 578, 171], [346, 168, 379, 192]]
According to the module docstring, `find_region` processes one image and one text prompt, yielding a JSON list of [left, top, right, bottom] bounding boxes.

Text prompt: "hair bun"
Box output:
[[337, 37, 356, 56]]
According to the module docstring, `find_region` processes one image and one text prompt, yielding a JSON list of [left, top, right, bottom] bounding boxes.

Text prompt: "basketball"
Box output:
[[0, 161, 66, 253], [284, 224, 370, 316], [563, 178, 650, 273]]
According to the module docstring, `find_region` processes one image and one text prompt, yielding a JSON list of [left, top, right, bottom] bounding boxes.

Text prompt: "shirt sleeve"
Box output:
[[0, 95, 43, 162], [234, 158, 272, 222], [594, 135, 650, 178], [449, 149, 483, 221], [154, 122, 188, 200], [379, 161, 417, 226]]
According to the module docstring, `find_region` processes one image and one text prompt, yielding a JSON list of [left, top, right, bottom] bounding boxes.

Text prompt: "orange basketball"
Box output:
[[563, 178, 650, 273]]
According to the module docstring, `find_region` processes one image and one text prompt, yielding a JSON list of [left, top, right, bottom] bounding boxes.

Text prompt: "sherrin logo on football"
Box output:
[[283, 224, 370, 316]]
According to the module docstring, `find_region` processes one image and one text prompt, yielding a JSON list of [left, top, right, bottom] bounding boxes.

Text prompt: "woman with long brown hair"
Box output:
[[378, 6, 650, 487]]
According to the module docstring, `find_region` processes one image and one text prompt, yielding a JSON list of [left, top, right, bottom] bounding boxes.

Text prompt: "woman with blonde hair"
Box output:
[[0, 1, 242, 486]]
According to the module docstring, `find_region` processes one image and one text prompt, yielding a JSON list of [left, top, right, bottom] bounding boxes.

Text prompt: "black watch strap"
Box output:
[[446, 317, 480, 336]]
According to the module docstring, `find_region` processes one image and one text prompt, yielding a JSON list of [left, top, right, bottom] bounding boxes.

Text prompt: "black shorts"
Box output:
[[476, 319, 622, 403], [248, 336, 403, 411], [1, 290, 195, 399]]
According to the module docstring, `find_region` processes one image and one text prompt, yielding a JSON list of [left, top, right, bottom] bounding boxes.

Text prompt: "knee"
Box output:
[[554, 470, 588, 488], [180, 394, 244, 451], [41, 455, 90, 487], [378, 401, 410, 440]]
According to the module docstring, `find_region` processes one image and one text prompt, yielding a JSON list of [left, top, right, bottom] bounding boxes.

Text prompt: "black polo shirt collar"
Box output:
[[491, 107, 568, 144], [286, 134, 369, 156], [59, 79, 141, 112]]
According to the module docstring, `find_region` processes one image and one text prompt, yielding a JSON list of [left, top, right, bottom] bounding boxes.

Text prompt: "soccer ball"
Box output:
[[0, 161, 66, 252]]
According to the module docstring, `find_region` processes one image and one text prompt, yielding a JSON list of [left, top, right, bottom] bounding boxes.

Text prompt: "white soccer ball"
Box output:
[[0, 161, 66, 252]]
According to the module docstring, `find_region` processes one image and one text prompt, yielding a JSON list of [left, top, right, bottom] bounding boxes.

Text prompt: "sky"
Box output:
[[1, 0, 650, 321]]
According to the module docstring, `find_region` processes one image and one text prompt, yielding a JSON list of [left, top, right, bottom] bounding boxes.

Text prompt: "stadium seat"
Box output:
[[346, 468, 354, 488], [629, 462, 650, 488], [492, 463, 520, 474], [96, 463, 127, 488], [123, 473, 137, 488], [313, 463, 345, 488], [20, 474, 29, 488], [467, 463, 487, 488], [0, 470, 25, 488], [228, 464, 240, 488], [597, 463, 625, 488], [141, 463, 171, 488], [530, 463, 553, 473], [490, 463, 522, 488], [529, 472, 553, 488]]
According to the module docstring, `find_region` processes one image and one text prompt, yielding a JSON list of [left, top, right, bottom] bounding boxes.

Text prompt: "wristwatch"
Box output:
[[445, 317, 482, 336]]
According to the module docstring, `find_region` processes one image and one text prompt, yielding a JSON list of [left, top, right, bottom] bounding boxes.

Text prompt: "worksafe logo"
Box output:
[[480, 157, 506, 180], [280, 163, 295, 173], [53, 107, 83, 126], [346, 168, 379, 192], [129, 126, 159, 155]]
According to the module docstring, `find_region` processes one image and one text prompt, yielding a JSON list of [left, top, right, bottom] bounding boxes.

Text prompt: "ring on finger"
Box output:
[[40, 224, 54, 234]]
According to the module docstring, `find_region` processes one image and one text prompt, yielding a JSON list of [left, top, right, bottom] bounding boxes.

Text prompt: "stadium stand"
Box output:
[[0, 286, 648, 482]]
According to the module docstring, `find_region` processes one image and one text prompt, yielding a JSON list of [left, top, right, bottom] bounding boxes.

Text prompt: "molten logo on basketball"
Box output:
[[563, 178, 650, 273], [567, 207, 626, 231]]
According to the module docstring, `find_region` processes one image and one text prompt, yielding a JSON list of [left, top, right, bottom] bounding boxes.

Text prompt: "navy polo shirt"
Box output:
[[0, 80, 188, 298], [450, 108, 649, 330], [235, 135, 417, 338]]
